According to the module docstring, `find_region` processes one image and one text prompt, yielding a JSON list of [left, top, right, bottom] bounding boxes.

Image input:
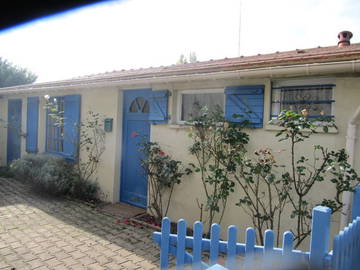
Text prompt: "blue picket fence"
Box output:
[[153, 187, 360, 270], [332, 216, 360, 270]]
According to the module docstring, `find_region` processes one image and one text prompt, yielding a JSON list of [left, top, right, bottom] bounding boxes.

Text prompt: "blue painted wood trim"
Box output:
[[63, 95, 81, 159], [26, 97, 39, 153], [352, 186, 360, 220], [270, 114, 334, 118], [225, 85, 264, 128], [7, 99, 22, 163], [273, 100, 335, 104], [225, 85, 264, 95], [149, 90, 169, 123], [272, 84, 335, 90], [309, 206, 331, 270]]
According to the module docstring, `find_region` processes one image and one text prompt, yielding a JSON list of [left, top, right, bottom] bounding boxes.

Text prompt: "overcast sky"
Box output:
[[0, 0, 359, 83]]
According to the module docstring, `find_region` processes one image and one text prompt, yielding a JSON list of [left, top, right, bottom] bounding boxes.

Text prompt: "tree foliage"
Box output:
[[177, 52, 197, 64], [0, 57, 37, 87], [139, 141, 192, 223], [188, 106, 250, 234]]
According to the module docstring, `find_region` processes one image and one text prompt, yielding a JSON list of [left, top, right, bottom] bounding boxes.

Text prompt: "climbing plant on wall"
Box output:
[[187, 106, 250, 234]]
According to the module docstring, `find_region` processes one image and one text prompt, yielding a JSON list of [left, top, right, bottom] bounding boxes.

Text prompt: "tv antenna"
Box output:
[[238, 0, 243, 56]]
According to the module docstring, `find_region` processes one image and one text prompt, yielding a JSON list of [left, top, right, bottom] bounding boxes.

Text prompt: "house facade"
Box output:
[[1, 34, 360, 242]]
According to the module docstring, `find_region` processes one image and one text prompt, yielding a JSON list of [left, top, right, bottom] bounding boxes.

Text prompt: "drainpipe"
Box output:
[[340, 105, 360, 228]]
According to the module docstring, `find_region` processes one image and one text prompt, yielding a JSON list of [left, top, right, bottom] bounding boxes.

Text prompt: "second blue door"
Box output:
[[121, 90, 151, 208], [7, 99, 22, 164]]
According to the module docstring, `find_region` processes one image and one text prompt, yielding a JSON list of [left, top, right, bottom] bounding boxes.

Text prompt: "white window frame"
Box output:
[[176, 88, 225, 124]]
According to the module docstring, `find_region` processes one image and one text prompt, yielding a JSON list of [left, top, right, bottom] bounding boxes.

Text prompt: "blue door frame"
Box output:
[[120, 90, 152, 208], [7, 99, 22, 164]]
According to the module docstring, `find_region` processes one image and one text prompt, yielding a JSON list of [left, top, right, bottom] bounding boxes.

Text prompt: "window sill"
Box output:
[[168, 124, 191, 129], [264, 124, 338, 134]]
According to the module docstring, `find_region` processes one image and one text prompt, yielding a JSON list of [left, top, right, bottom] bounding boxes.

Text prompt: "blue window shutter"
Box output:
[[26, 97, 39, 153], [63, 95, 81, 159], [149, 90, 169, 123], [225, 85, 264, 128]]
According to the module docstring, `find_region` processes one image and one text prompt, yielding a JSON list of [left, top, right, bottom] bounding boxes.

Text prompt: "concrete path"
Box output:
[[0, 178, 159, 270]]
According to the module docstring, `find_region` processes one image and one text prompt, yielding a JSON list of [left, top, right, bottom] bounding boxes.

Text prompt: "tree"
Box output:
[[176, 52, 197, 64], [0, 57, 37, 87]]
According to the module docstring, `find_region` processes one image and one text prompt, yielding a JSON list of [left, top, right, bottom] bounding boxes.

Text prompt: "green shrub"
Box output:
[[70, 178, 99, 202], [0, 166, 14, 178], [10, 154, 99, 201]]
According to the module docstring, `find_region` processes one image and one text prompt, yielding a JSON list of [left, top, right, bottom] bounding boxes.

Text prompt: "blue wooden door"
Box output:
[[7, 99, 22, 163], [121, 90, 152, 208]]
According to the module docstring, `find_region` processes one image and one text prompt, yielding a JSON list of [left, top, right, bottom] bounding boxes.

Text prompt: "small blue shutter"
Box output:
[[26, 97, 39, 153], [225, 85, 264, 128], [63, 95, 81, 159], [149, 90, 169, 123]]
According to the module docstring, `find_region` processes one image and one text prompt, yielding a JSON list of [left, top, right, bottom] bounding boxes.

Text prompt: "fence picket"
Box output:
[[352, 186, 360, 220], [193, 221, 203, 270], [210, 224, 220, 266], [355, 218, 360, 266], [226, 226, 237, 270], [244, 227, 256, 270], [349, 225, 354, 269], [331, 235, 340, 270], [160, 217, 171, 270], [339, 231, 345, 270], [309, 206, 331, 270], [176, 219, 187, 270], [282, 231, 294, 268], [344, 227, 350, 270], [263, 230, 274, 269]]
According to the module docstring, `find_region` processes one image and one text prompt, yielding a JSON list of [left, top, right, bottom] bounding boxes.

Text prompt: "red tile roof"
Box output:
[[76, 43, 360, 80], [2, 43, 360, 91]]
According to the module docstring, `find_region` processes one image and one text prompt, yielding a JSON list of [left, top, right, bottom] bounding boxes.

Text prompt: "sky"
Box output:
[[0, 0, 359, 83]]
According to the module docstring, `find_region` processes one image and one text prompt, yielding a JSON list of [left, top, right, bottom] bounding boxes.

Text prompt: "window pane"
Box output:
[[46, 97, 65, 153], [181, 93, 224, 121], [271, 86, 333, 117], [129, 97, 149, 113], [142, 100, 149, 113]]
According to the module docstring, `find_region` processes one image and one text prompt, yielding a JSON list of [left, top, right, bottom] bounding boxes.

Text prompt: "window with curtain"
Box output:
[[180, 91, 224, 121]]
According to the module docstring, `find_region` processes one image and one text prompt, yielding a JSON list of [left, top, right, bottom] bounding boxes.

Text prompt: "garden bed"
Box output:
[[130, 213, 195, 235]]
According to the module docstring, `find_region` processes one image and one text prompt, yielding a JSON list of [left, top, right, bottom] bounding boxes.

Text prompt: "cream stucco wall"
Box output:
[[150, 75, 360, 247], [0, 87, 123, 202]]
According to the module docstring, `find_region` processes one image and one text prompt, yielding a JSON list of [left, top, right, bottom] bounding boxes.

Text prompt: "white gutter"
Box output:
[[340, 106, 360, 228], [0, 59, 360, 96]]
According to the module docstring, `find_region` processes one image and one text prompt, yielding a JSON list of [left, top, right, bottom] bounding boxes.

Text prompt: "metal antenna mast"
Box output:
[[238, 0, 242, 56]]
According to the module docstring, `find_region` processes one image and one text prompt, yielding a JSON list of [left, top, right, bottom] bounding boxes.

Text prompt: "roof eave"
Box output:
[[1, 59, 360, 96]]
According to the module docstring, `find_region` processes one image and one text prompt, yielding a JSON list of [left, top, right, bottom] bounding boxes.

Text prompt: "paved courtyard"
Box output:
[[0, 178, 160, 270]]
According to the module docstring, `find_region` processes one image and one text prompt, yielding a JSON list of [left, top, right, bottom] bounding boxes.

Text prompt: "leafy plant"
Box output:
[[270, 110, 359, 247], [44, 96, 106, 191], [140, 141, 191, 223], [187, 106, 250, 234], [187, 107, 359, 247], [234, 148, 290, 246], [10, 153, 98, 200], [0, 166, 14, 178], [76, 111, 106, 183]]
